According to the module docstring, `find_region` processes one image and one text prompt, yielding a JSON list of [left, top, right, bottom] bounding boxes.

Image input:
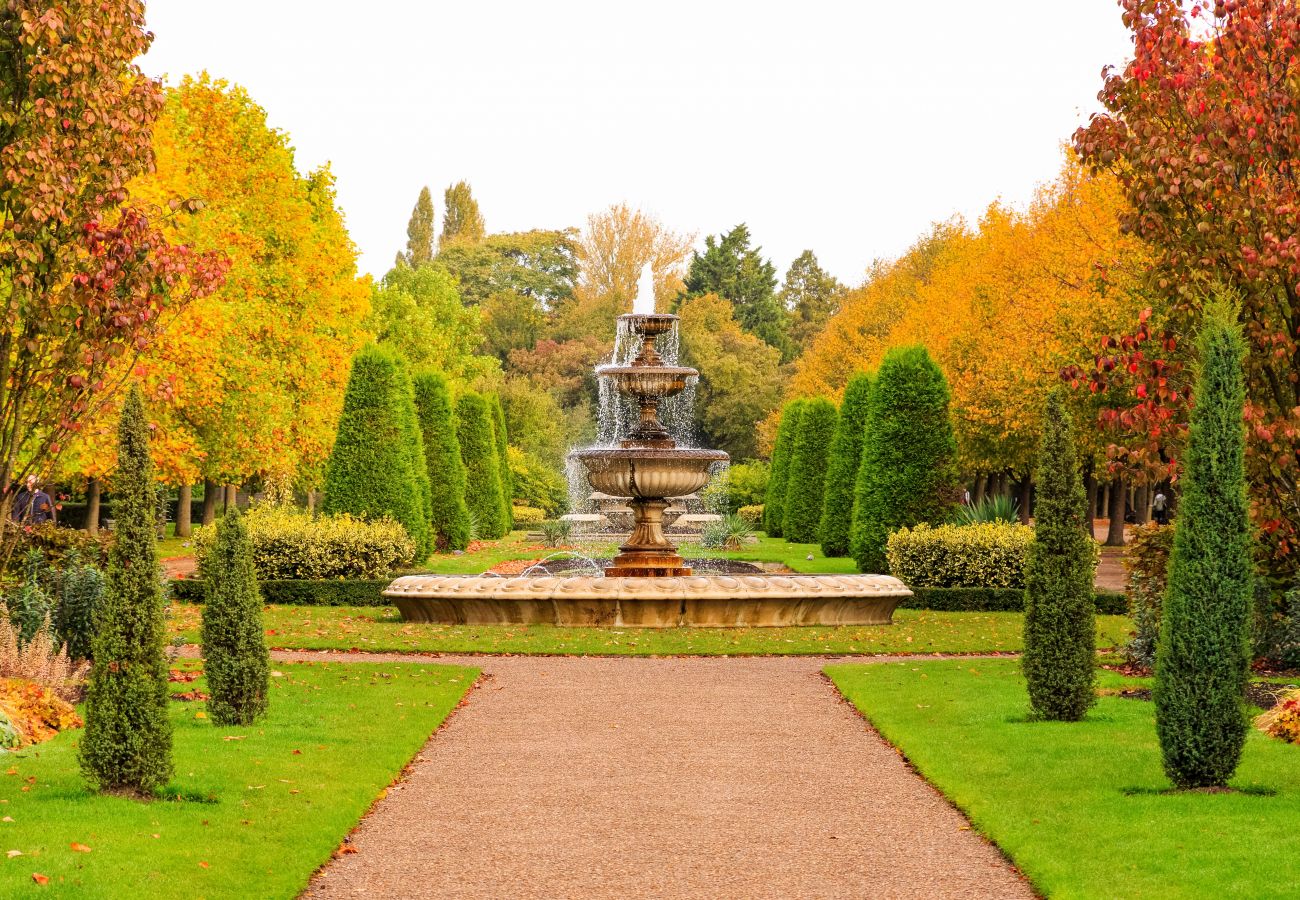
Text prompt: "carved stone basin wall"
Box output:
[[385, 573, 912, 628]]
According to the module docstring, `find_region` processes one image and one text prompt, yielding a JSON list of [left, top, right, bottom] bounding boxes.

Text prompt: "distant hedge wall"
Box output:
[[901, 585, 1126, 616], [171, 578, 392, 607]]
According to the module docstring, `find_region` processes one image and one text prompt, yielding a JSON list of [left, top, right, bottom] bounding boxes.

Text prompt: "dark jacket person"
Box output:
[[11, 475, 56, 525]]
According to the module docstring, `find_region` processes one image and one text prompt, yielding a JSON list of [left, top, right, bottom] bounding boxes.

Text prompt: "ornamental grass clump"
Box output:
[[1021, 389, 1097, 722], [80, 386, 173, 796], [1155, 300, 1253, 790], [820, 373, 871, 557], [201, 509, 270, 727], [763, 399, 805, 537], [782, 397, 838, 543]]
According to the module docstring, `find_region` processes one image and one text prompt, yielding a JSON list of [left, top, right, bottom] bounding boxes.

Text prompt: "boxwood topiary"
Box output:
[[782, 397, 838, 543], [820, 372, 871, 557], [456, 391, 508, 540], [201, 509, 270, 727], [763, 399, 805, 537], [413, 370, 471, 552]]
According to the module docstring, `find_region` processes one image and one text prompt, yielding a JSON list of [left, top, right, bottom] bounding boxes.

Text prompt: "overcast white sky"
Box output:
[[139, 1, 1134, 286]]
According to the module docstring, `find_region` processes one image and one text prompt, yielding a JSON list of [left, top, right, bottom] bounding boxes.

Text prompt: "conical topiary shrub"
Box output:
[[782, 397, 838, 543], [1022, 388, 1096, 721], [1155, 299, 1252, 789], [456, 391, 508, 539], [323, 345, 432, 560], [820, 373, 872, 557], [764, 399, 806, 537], [79, 386, 173, 796], [850, 346, 959, 573], [489, 393, 514, 531], [201, 508, 270, 726], [413, 371, 471, 552]]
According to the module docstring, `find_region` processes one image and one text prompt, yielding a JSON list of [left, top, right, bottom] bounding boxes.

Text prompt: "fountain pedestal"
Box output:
[[608, 499, 691, 577]]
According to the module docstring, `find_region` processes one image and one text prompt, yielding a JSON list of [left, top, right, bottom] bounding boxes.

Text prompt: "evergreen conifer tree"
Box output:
[[455, 391, 508, 539], [489, 393, 514, 530], [763, 399, 806, 537], [850, 346, 959, 573], [413, 371, 472, 551], [820, 373, 872, 557], [782, 397, 838, 543], [440, 180, 485, 247], [1155, 300, 1252, 789], [1022, 389, 1096, 721], [399, 186, 436, 267], [201, 508, 270, 726], [79, 386, 173, 795], [323, 345, 433, 559]]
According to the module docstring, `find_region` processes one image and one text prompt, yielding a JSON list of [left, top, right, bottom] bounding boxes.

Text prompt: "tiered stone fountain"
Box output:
[[385, 268, 911, 627]]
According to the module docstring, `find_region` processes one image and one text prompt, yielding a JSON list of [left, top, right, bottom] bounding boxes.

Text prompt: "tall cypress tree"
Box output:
[[782, 397, 838, 543], [1022, 389, 1096, 721], [1155, 300, 1252, 789], [323, 345, 433, 559], [456, 391, 508, 539], [399, 186, 436, 267], [413, 371, 471, 551], [489, 393, 514, 530], [850, 346, 959, 573], [763, 399, 806, 537], [440, 180, 485, 247], [201, 508, 270, 726], [80, 386, 173, 796], [820, 373, 872, 557]]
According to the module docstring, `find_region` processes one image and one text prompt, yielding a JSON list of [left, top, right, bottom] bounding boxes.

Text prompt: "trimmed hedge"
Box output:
[[413, 370, 471, 552], [456, 391, 509, 539], [782, 397, 838, 543], [489, 393, 513, 529], [887, 522, 1034, 589], [900, 586, 1126, 615], [763, 399, 805, 537], [172, 578, 391, 607], [820, 372, 872, 557]]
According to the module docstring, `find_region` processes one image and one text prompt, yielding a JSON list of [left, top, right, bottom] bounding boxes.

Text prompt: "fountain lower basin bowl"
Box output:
[[572, 448, 728, 498], [385, 573, 912, 627]]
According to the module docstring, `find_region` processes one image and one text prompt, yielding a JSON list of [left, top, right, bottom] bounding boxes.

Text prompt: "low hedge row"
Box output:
[[171, 578, 391, 606], [901, 585, 1127, 616]]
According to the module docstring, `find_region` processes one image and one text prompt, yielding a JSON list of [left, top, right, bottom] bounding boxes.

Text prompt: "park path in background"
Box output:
[[295, 652, 1030, 899]]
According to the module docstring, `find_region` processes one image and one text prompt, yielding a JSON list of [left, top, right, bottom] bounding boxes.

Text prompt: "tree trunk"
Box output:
[[306, 489, 317, 514], [201, 478, 218, 526], [224, 483, 237, 511], [1018, 477, 1033, 525], [86, 477, 101, 536], [1105, 476, 1127, 546], [1085, 474, 1098, 539], [972, 474, 987, 506], [176, 483, 192, 538], [1133, 484, 1150, 525]]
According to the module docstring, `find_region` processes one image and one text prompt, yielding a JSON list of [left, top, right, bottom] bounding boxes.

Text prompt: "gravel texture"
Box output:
[[295, 652, 1030, 899]]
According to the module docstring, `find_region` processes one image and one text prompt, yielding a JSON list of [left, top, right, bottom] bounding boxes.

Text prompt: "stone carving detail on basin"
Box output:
[[385, 574, 913, 628]]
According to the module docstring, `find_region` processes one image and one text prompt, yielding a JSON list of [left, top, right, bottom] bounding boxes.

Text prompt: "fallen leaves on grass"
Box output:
[[32, 873, 48, 885], [69, 843, 91, 853]]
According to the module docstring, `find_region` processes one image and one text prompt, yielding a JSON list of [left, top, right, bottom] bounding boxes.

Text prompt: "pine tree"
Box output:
[[489, 393, 514, 530], [79, 386, 173, 796], [201, 508, 270, 726], [440, 180, 485, 247], [782, 397, 838, 543], [455, 391, 508, 539], [683, 224, 788, 357], [780, 250, 845, 351], [323, 345, 433, 559], [820, 373, 872, 557], [763, 399, 806, 537], [1022, 389, 1096, 721], [851, 346, 959, 573], [1155, 299, 1252, 789], [413, 371, 471, 551], [399, 186, 436, 267]]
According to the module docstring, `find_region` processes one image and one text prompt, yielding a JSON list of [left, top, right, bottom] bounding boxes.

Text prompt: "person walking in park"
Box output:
[[10, 475, 56, 525], [1152, 489, 1169, 526]]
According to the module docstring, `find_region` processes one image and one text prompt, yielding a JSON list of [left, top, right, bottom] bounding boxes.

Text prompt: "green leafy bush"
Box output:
[[323, 345, 433, 558], [194, 505, 415, 580], [1123, 523, 1175, 669], [4, 552, 52, 646], [900, 586, 1126, 615], [412, 370, 471, 552], [456, 391, 509, 539], [706, 461, 770, 514], [1022, 389, 1097, 722], [949, 495, 1019, 526], [50, 551, 104, 661], [201, 510, 270, 727], [887, 523, 1033, 589], [737, 505, 764, 527], [764, 399, 805, 536], [510, 506, 546, 527], [3, 523, 111, 579], [171, 578, 390, 606], [851, 346, 960, 573], [782, 397, 838, 543], [80, 386, 173, 796], [1156, 301, 1252, 789], [508, 447, 568, 517], [820, 372, 871, 557]]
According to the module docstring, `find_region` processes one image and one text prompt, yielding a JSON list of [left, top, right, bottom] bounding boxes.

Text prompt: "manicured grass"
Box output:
[[826, 658, 1300, 899], [421, 531, 859, 575], [167, 604, 1131, 656], [0, 660, 476, 898]]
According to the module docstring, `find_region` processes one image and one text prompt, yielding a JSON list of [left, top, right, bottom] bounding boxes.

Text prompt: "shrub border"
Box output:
[[903, 585, 1126, 616]]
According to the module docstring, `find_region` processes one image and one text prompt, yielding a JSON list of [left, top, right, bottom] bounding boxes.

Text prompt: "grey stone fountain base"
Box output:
[[385, 574, 912, 628]]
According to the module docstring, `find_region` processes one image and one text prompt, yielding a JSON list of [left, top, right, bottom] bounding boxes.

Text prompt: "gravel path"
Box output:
[[291, 652, 1030, 899]]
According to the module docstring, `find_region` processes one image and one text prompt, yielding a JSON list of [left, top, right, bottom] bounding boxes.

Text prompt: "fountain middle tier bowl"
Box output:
[[594, 364, 697, 398], [572, 447, 728, 499], [618, 312, 677, 336]]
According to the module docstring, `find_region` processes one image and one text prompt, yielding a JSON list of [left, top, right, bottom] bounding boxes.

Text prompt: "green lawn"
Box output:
[[167, 604, 1131, 656], [0, 660, 476, 898], [827, 658, 1300, 899], [420, 532, 857, 575]]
